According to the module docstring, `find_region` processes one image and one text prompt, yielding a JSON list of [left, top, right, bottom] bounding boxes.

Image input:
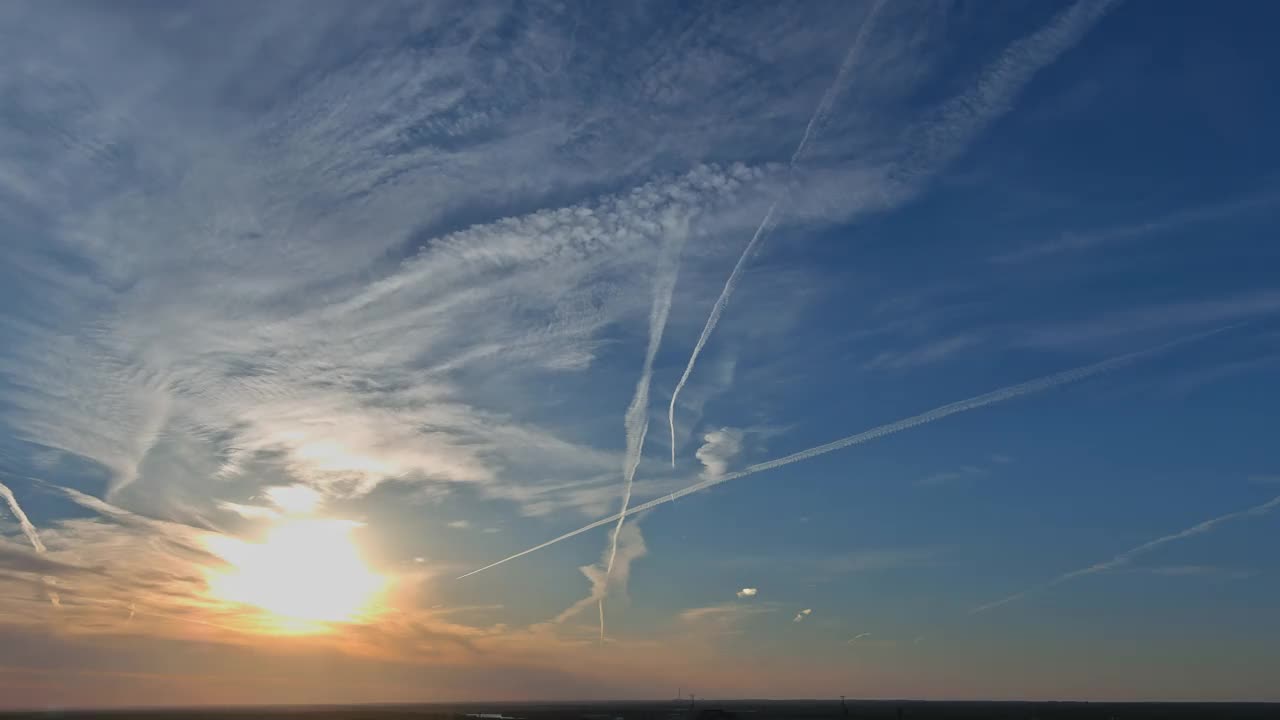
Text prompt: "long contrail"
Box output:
[[971, 492, 1280, 614], [667, 0, 1118, 467], [461, 327, 1228, 580], [0, 480, 59, 606], [599, 228, 685, 642], [667, 0, 887, 466]]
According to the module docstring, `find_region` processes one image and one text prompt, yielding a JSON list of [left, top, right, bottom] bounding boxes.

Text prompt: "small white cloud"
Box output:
[[847, 632, 871, 643], [482, 527, 501, 533], [447, 520, 470, 529], [793, 608, 812, 623], [696, 427, 744, 479], [413, 556, 426, 563], [736, 587, 758, 599], [216, 501, 280, 520]]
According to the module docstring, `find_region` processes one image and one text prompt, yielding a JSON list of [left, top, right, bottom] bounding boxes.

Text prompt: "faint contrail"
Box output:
[[971, 492, 1280, 614], [461, 327, 1228, 580], [599, 227, 686, 642], [0, 481, 59, 606], [668, 0, 887, 466]]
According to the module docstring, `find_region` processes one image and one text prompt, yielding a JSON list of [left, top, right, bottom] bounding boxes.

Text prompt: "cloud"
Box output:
[[916, 464, 987, 488], [735, 587, 758, 599], [793, 608, 813, 623], [847, 632, 872, 643], [552, 522, 647, 643], [447, 520, 470, 530], [696, 428, 745, 480], [679, 601, 774, 636], [864, 334, 983, 371], [0, 538, 95, 577], [216, 502, 281, 521], [991, 188, 1280, 264]]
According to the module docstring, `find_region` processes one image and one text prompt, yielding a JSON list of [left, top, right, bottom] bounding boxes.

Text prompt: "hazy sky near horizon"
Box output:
[[2, 0, 1280, 708]]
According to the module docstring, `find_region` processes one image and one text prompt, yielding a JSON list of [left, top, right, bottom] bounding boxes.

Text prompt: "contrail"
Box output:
[[0, 481, 47, 553], [971, 492, 1280, 614], [667, 0, 1117, 466], [668, 0, 887, 466], [0, 481, 59, 606], [599, 227, 686, 642], [461, 327, 1228, 580]]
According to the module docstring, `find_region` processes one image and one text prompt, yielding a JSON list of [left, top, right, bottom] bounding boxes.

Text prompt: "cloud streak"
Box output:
[[971, 492, 1280, 614], [461, 327, 1230, 580], [0, 481, 58, 606], [667, 0, 888, 466]]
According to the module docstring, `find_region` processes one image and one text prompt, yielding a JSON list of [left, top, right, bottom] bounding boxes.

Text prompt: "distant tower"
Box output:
[[840, 695, 848, 718]]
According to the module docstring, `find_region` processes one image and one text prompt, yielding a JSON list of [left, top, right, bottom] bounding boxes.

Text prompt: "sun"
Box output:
[[204, 518, 386, 633]]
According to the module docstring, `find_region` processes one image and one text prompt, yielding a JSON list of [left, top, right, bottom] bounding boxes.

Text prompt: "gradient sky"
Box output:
[[2, 0, 1279, 709]]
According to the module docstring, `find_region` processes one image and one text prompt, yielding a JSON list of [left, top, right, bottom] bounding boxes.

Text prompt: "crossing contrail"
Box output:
[[461, 327, 1229, 580], [598, 230, 682, 642], [667, 0, 1117, 467], [667, 0, 888, 467]]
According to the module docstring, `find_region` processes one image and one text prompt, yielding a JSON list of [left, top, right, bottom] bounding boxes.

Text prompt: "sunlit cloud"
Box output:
[[736, 587, 758, 599]]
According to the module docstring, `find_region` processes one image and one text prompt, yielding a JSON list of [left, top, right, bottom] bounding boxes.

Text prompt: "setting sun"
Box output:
[[205, 519, 386, 632]]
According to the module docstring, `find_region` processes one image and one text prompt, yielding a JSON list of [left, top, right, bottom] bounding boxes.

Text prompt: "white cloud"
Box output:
[[447, 520, 470, 530], [696, 427, 745, 480], [263, 485, 321, 515], [736, 587, 758, 599], [216, 502, 280, 521], [793, 608, 812, 623]]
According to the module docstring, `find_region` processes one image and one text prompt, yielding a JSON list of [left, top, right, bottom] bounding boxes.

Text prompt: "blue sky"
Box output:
[[1, 0, 1279, 708]]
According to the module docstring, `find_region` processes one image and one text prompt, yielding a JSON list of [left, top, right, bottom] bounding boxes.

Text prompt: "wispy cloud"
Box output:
[[991, 188, 1280, 264], [793, 608, 813, 623], [917, 455, 1012, 488], [972, 493, 1280, 614], [864, 334, 984, 371], [446, 520, 471, 530]]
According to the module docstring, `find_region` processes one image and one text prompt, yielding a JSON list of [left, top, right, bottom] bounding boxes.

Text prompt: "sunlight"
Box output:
[[204, 518, 386, 633]]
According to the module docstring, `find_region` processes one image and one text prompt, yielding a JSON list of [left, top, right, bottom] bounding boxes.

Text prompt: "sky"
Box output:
[[1, 0, 1279, 709]]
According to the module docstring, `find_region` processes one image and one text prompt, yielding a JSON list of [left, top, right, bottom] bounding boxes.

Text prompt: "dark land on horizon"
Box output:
[[3, 700, 1277, 720]]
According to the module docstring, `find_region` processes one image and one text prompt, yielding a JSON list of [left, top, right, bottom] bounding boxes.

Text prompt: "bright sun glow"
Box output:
[[205, 519, 386, 633]]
